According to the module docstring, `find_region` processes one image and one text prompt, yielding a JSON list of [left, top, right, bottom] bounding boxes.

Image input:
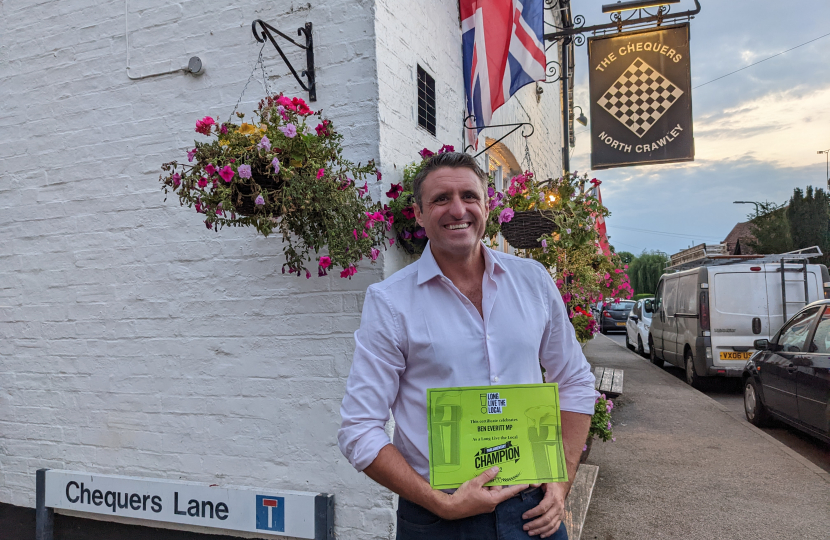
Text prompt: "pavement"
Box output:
[[579, 334, 830, 540]]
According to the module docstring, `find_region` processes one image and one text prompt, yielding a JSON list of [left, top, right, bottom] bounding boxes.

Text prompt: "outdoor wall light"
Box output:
[[574, 106, 588, 127], [187, 57, 204, 75], [602, 0, 680, 13]]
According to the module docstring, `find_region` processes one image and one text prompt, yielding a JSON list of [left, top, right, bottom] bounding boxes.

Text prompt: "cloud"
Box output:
[[694, 86, 830, 169]]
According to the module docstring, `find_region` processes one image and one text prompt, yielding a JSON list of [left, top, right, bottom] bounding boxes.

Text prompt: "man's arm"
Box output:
[[364, 444, 529, 521]]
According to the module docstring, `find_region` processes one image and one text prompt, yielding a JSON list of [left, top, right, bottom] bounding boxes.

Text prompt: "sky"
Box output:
[[567, 0, 830, 257]]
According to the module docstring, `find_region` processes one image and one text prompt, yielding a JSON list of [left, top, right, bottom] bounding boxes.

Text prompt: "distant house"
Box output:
[[723, 222, 757, 255]]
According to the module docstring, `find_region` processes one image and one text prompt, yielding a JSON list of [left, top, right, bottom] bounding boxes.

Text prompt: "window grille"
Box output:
[[417, 65, 436, 136]]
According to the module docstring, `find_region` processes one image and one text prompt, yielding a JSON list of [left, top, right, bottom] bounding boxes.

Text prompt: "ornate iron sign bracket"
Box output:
[[252, 19, 316, 101], [464, 115, 535, 158], [543, 0, 701, 44]]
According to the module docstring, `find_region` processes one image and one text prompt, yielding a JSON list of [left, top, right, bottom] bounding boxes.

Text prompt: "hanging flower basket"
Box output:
[[500, 210, 559, 249], [159, 94, 390, 279]]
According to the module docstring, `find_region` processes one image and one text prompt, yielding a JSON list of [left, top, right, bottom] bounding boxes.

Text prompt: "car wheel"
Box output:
[[649, 337, 663, 367], [685, 349, 700, 388], [637, 335, 645, 356], [744, 378, 768, 427], [625, 332, 634, 350]]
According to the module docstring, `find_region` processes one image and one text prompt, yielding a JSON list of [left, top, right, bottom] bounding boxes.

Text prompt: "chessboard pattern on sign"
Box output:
[[597, 57, 684, 138]]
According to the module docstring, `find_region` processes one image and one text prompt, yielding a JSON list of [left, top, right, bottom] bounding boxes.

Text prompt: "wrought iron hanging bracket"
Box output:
[[252, 19, 316, 101], [463, 115, 535, 158], [543, 0, 700, 44]]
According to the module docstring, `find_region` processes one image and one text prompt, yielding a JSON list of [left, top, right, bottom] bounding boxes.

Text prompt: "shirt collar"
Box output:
[[416, 241, 506, 285]]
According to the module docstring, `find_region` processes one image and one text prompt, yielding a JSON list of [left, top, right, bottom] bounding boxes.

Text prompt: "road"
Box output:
[[604, 332, 830, 473]]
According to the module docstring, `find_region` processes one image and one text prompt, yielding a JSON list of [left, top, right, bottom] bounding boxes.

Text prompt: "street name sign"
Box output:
[[588, 23, 694, 170], [39, 469, 333, 539]]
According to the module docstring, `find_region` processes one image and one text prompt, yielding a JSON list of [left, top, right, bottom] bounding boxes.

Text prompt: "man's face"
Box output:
[[414, 166, 487, 256]]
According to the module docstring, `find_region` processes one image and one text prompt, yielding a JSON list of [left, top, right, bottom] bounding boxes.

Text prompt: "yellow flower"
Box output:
[[218, 139, 228, 147], [238, 123, 258, 135]]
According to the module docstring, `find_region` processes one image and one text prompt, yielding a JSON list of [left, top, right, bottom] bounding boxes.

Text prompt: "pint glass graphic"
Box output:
[[431, 391, 462, 472], [525, 406, 565, 480]]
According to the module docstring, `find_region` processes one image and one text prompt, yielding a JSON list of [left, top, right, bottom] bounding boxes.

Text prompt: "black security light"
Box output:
[[602, 0, 680, 13], [574, 106, 588, 127]]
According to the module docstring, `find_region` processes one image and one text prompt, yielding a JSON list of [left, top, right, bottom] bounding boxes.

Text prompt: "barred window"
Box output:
[[417, 65, 436, 136]]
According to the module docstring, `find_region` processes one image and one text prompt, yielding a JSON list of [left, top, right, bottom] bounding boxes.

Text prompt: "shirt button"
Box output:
[[492, 376, 499, 382]]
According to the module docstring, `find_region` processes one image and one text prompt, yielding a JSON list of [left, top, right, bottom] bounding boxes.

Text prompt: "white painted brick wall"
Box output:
[[0, 1, 564, 538], [0, 1, 392, 538]]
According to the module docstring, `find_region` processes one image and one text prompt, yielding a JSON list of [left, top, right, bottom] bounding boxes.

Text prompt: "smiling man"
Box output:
[[338, 152, 595, 539]]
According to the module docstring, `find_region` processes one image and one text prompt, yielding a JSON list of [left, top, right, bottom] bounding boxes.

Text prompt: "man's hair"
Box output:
[[412, 152, 488, 208]]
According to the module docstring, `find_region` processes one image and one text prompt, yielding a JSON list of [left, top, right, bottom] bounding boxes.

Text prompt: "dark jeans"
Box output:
[[396, 487, 568, 540]]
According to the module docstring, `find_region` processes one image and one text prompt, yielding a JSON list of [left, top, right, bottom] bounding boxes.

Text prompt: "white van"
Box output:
[[645, 250, 830, 386]]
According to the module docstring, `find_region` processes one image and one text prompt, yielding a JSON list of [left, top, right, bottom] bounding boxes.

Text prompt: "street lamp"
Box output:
[[734, 200, 762, 215], [573, 106, 588, 127], [818, 149, 829, 189]]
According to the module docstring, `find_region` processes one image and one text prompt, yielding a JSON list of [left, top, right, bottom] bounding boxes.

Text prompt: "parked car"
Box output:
[[600, 300, 636, 334], [743, 300, 830, 443], [626, 298, 653, 356], [646, 259, 829, 386]]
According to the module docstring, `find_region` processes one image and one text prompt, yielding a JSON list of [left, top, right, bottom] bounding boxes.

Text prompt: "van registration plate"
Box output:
[[719, 351, 753, 361]]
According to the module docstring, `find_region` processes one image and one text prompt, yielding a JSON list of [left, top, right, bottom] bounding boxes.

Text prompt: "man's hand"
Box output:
[[436, 467, 528, 520], [521, 482, 567, 538]]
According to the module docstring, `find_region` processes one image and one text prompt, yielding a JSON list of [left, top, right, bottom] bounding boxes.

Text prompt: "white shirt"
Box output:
[[337, 242, 596, 481]]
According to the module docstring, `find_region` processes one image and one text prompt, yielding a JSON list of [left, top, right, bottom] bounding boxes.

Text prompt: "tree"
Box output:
[[747, 201, 792, 255], [628, 251, 669, 296], [616, 251, 635, 265], [787, 186, 830, 262]]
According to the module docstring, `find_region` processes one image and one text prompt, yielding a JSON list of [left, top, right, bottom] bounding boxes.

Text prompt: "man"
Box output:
[[338, 152, 595, 539]]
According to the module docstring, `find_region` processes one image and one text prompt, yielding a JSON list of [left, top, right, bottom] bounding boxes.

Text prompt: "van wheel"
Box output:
[[649, 337, 663, 367], [744, 378, 768, 427], [685, 349, 700, 388], [637, 336, 645, 356], [625, 333, 634, 350]]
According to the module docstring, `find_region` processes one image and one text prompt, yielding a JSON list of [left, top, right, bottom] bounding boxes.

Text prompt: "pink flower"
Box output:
[[376, 169, 382, 182], [371, 248, 380, 261], [220, 124, 228, 134], [258, 135, 271, 151], [401, 206, 415, 219], [319, 256, 332, 269], [413, 228, 426, 239], [583, 444, 588, 452], [498, 207, 515, 224], [437, 144, 455, 154], [316, 168, 325, 180], [204, 163, 216, 176], [590, 178, 601, 186], [357, 182, 368, 198], [255, 194, 265, 206], [271, 157, 281, 173], [205, 220, 212, 229], [195, 116, 215, 135], [541, 239, 548, 248], [419, 148, 434, 159], [315, 120, 331, 137], [197, 177, 208, 188], [352, 229, 358, 240], [277, 105, 289, 121], [306, 270, 311, 279], [187, 148, 197, 162], [339, 265, 357, 278], [280, 123, 297, 138], [171, 173, 181, 188], [386, 183, 403, 200], [238, 164, 252, 179], [219, 165, 234, 183]]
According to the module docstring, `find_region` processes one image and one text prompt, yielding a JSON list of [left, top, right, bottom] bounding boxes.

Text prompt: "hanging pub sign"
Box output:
[[588, 23, 693, 170]]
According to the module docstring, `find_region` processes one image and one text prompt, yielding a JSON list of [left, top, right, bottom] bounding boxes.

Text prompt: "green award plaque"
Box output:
[[427, 384, 567, 489]]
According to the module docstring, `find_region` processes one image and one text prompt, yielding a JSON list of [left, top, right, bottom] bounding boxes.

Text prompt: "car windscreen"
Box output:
[[609, 301, 635, 310]]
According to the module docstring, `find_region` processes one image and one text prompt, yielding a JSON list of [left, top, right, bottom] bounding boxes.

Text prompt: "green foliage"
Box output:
[[571, 312, 599, 342], [616, 251, 635, 265], [160, 94, 386, 277], [787, 186, 830, 263], [590, 395, 614, 443], [747, 201, 792, 255], [633, 293, 653, 300], [627, 251, 669, 295]]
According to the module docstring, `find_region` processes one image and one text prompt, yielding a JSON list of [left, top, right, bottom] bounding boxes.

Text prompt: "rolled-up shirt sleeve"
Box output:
[[338, 285, 405, 472], [537, 265, 596, 415]]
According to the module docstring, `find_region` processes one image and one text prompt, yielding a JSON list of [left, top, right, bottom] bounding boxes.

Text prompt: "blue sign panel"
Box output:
[[255, 495, 285, 532]]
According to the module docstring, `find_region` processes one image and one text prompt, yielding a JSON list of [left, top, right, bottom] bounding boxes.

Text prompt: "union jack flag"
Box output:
[[462, 0, 547, 149]]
